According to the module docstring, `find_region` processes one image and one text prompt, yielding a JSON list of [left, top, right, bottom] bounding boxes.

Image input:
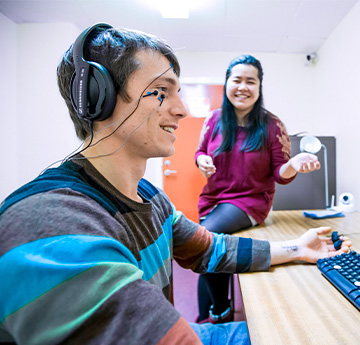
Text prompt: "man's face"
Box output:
[[112, 50, 188, 159]]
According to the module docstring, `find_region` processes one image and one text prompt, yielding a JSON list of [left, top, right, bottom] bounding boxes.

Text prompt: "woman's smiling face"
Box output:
[[225, 63, 261, 120]]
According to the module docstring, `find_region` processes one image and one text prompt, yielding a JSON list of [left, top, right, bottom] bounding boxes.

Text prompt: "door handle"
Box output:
[[164, 169, 177, 176]]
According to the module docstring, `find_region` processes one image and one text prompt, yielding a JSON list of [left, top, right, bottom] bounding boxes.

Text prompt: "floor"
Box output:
[[172, 260, 246, 323]]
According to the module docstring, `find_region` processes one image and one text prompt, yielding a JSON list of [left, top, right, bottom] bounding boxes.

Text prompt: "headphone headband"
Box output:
[[70, 23, 117, 122], [72, 23, 112, 71]]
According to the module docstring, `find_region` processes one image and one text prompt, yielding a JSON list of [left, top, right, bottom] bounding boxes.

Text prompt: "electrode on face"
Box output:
[[141, 90, 165, 105]]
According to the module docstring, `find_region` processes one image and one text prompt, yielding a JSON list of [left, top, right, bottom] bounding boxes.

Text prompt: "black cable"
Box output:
[[64, 121, 94, 162]]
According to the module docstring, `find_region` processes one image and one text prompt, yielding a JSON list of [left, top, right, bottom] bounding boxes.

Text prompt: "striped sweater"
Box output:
[[0, 157, 270, 345]]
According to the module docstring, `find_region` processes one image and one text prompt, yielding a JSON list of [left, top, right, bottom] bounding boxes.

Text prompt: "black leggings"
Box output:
[[198, 203, 252, 320]]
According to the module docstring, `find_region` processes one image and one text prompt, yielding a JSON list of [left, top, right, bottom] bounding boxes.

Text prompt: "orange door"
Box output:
[[162, 84, 223, 222], [163, 117, 207, 222]]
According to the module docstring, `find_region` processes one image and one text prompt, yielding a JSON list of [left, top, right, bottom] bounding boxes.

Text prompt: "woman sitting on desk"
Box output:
[[195, 54, 321, 323]]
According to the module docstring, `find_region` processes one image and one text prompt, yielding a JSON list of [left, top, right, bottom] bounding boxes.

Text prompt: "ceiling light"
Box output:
[[157, 0, 189, 19]]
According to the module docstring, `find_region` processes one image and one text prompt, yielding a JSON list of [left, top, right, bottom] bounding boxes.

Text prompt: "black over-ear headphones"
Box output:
[[70, 23, 117, 123]]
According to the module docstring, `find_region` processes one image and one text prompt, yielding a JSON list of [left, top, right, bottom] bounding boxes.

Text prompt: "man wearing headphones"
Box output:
[[0, 24, 351, 345]]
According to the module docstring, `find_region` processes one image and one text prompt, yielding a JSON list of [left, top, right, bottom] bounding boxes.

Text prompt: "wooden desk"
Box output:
[[237, 211, 360, 345]]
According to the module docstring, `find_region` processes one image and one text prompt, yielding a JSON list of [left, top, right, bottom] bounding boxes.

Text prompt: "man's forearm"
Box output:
[[270, 239, 302, 265]]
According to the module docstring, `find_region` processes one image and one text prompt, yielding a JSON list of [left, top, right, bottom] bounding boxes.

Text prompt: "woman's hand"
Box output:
[[280, 152, 321, 179], [290, 152, 321, 173], [197, 155, 216, 178]]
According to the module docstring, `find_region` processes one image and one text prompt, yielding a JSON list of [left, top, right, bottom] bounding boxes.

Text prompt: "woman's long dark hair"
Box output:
[[213, 55, 269, 155]]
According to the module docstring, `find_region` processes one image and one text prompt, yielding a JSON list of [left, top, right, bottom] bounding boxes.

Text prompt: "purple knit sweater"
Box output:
[[195, 108, 295, 225]]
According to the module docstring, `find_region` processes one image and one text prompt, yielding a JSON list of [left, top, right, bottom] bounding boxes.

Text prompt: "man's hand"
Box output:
[[298, 227, 352, 263], [270, 227, 352, 266]]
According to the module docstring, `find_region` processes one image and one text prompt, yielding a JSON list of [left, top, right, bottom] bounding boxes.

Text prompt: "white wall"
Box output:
[[0, 2, 359, 210], [16, 23, 81, 186], [0, 13, 18, 200], [0, 20, 81, 202], [314, 1, 360, 210]]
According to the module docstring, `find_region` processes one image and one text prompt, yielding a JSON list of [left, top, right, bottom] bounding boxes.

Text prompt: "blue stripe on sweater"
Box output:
[[207, 233, 227, 273], [0, 167, 118, 217], [236, 237, 252, 273], [0, 169, 159, 218], [138, 178, 159, 200], [138, 215, 173, 281], [0, 235, 138, 323], [207, 235, 253, 273]]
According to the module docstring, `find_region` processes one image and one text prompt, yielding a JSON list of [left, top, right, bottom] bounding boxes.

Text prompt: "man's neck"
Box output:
[[83, 150, 147, 202]]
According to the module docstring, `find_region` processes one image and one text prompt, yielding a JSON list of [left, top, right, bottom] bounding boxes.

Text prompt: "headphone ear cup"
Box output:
[[70, 61, 117, 122], [86, 62, 117, 121]]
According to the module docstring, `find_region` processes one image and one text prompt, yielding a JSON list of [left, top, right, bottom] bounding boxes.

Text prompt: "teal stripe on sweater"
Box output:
[[0, 235, 138, 322]]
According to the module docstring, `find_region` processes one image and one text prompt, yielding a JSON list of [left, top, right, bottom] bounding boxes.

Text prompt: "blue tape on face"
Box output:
[[169, 63, 176, 74]]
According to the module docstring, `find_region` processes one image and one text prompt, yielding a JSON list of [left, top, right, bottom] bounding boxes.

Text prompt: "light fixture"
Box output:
[[157, 0, 189, 19], [300, 135, 330, 208]]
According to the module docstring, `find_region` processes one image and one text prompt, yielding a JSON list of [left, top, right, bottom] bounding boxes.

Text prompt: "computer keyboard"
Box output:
[[317, 251, 360, 310]]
